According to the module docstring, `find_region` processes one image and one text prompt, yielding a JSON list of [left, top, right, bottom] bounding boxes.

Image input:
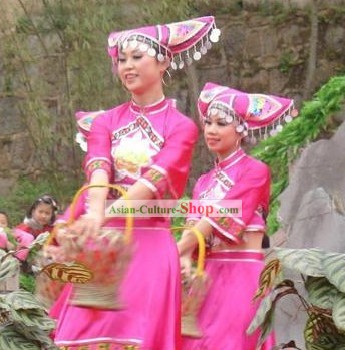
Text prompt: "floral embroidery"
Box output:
[[215, 171, 234, 189], [112, 115, 164, 151], [213, 216, 244, 238], [113, 131, 157, 181], [143, 168, 164, 185], [136, 115, 164, 149], [112, 120, 138, 141], [141, 168, 168, 198], [97, 344, 111, 350], [86, 159, 111, 179]]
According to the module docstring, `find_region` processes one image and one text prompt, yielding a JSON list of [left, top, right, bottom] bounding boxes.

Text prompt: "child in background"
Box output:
[[16, 195, 58, 236], [0, 210, 15, 250], [0, 210, 8, 228], [14, 194, 58, 261]]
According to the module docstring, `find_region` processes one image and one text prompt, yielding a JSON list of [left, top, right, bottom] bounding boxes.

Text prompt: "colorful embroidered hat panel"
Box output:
[[108, 16, 220, 71], [198, 82, 298, 142]]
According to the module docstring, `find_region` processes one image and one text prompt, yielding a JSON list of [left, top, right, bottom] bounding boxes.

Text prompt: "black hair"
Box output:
[[0, 210, 8, 217], [26, 194, 59, 225], [0, 210, 9, 227]]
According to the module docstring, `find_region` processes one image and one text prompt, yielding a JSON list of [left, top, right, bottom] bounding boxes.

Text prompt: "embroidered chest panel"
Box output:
[[199, 170, 234, 200], [111, 115, 164, 181]]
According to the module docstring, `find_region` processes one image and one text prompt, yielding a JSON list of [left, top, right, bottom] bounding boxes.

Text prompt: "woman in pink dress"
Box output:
[[51, 17, 221, 350], [178, 82, 298, 350]]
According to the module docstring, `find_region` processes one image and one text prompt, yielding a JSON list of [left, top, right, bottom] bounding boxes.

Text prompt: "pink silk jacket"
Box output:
[[60, 97, 198, 222], [187, 148, 271, 245]]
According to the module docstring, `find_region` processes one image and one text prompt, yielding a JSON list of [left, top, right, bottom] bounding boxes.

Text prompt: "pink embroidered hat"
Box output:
[[198, 82, 298, 144], [107, 16, 220, 71]]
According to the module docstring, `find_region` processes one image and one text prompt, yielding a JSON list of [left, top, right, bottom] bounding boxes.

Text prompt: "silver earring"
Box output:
[[236, 124, 245, 133]]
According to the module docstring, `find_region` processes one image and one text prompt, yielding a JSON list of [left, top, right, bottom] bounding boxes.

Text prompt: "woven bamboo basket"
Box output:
[[176, 226, 210, 338], [37, 184, 133, 310]]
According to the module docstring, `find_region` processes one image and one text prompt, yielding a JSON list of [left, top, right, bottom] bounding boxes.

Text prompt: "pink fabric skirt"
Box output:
[[182, 250, 275, 350], [51, 227, 181, 350]]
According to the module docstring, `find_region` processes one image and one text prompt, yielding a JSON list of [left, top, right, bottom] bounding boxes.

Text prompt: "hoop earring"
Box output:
[[162, 69, 172, 87], [235, 138, 241, 149]]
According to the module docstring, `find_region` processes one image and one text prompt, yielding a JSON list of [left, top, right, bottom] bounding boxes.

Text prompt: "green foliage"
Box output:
[[0, 251, 20, 283], [140, 0, 198, 23], [248, 248, 345, 349], [257, 0, 287, 17], [0, 234, 57, 349], [0, 290, 57, 350], [0, 0, 205, 224], [251, 75, 345, 235], [0, 176, 78, 226], [0, 0, 128, 187], [318, 6, 345, 25], [171, 196, 191, 241], [187, 0, 243, 17], [279, 51, 294, 73], [19, 273, 36, 294]]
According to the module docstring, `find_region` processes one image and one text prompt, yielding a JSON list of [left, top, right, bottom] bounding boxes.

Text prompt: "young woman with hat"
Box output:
[[52, 17, 221, 350], [178, 82, 298, 350]]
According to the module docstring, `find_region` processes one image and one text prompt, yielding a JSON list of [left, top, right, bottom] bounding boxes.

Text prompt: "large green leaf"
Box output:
[[257, 306, 275, 348], [305, 277, 340, 309], [0, 326, 41, 350], [304, 312, 345, 349], [275, 248, 325, 277], [0, 299, 10, 312], [10, 309, 55, 331], [4, 290, 45, 310], [28, 232, 50, 250], [254, 258, 282, 300], [306, 343, 332, 350], [247, 291, 275, 335], [0, 251, 20, 282], [333, 294, 345, 332], [323, 252, 345, 293], [12, 323, 58, 349]]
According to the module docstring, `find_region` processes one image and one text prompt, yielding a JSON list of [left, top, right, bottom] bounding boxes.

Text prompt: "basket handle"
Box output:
[[173, 226, 206, 276], [46, 183, 133, 246]]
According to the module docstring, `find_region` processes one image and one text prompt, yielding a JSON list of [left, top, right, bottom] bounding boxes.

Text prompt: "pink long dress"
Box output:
[[51, 97, 198, 350], [182, 148, 275, 350]]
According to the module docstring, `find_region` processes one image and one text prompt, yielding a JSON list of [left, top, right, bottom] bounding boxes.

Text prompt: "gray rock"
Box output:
[[272, 120, 345, 349]]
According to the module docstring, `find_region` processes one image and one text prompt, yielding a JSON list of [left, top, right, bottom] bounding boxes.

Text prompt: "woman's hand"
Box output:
[[68, 212, 105, 240], [180, 253, 193, 278]]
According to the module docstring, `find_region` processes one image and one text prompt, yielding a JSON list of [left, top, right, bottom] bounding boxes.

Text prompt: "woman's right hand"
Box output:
[[67, 211, 105, 241]]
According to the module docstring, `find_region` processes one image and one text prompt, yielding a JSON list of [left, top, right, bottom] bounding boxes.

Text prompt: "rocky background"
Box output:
[[1, 1, 345, 347], [1, 0, 344, 195]]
